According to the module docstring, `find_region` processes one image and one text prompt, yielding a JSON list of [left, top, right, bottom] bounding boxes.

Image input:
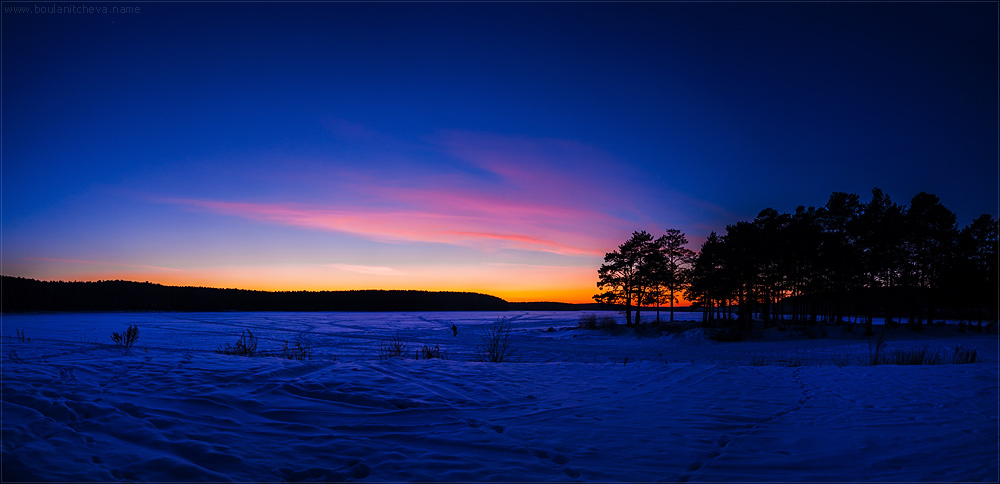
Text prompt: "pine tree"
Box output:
[[904, 192, 959, 326], [653, 229, 696, 322]]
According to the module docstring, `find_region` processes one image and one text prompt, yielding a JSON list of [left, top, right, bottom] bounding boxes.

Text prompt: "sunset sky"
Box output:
[[3, 3, 997, 303]]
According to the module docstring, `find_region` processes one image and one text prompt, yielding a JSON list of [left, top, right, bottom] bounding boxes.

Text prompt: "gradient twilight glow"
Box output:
[[3, 3, 996, 303]]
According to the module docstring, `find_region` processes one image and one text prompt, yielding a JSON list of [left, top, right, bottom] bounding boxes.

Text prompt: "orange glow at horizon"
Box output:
[[20, 262, 609, 304], [10, 269, 695, 306]]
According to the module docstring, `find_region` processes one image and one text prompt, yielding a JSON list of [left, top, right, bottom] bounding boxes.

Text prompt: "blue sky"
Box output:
[[3, 2, 996, 302]]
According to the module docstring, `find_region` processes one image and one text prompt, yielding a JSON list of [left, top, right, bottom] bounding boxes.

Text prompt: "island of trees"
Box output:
[[0, 277, 614, 313], [596, 188, 998, 336], [0, 277, 510, 312]]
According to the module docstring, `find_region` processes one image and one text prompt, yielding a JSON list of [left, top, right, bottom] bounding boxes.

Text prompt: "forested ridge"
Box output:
[[596, 188, 998, 335], [0, 277, 510, 312]]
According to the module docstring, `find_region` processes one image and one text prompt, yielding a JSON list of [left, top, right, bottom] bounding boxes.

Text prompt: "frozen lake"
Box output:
[[3, 311, 997, 481]]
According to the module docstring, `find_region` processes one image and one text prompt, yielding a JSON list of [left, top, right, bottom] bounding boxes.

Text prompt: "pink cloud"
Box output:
[[444, 231, 595, 256], [158, 131, 673, 259], [165, 198, 610, 256], [376, 186, 599, 219]]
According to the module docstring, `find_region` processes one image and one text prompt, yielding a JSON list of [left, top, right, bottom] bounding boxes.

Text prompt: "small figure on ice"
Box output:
[[452, 323, 458, 337]]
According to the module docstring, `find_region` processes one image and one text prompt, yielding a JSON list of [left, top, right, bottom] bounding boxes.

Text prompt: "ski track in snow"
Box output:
[[1, 311, 997, 482]]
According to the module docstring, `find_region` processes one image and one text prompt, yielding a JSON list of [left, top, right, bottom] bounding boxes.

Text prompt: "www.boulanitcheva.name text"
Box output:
[[30, 4, 141, 14]]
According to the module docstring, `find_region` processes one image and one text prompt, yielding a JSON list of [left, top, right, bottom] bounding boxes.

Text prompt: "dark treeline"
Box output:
[[598, 189, 998, 335], [1, 276, 510, 312]]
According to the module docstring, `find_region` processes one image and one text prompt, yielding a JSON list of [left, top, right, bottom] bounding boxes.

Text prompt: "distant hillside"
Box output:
[[0, 276, 510, 312]]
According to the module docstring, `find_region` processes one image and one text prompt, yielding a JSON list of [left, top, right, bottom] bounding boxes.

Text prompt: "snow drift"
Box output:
[[2, 312, 997, 481]]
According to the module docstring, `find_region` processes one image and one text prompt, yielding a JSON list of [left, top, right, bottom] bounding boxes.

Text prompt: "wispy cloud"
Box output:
[[328, 264, 405, 276], [436, 131, 636, 210], [25, 257, 181, 272]]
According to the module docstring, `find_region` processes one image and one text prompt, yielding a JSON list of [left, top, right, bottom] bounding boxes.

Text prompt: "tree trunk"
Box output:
[[669, 287, 675, 323], [625, 293, 633, 326]]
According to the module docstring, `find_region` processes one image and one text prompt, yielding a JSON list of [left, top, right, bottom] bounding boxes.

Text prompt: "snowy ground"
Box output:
[[2, 311, 997, 482]]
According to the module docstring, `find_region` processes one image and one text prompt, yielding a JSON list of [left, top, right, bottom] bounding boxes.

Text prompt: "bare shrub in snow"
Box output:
[[276, 335, 312, 360], [867, 332, 886, 366], [216, 330, 313, 360], [885, 345, 979, 365], [377, 333, 407, 360], [415, 344, 444, 360], [110, 325, 140, 349], [475, 317, 517, 363], [217, 329, 258, 357], [579, 314, 617, 331], [951, 345, 978, 364], [845, 339, 978, 367], [14, 328, 30, 343], [749, 352, 770, 366], [597, 315, 618, 329]]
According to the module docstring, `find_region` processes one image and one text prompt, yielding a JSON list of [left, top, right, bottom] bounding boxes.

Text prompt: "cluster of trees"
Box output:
[[594, 228, 695, 325], [596, 189, 998, 335]]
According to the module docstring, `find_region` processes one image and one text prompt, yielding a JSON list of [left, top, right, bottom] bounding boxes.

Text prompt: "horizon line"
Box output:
[[0, 274, 614, 306]]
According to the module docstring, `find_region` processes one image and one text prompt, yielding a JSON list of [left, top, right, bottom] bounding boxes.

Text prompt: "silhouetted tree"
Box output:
[[751, 208, 792, 324], [957, 214, 999, 326], [687, 231, 732, 323], [816, 192, 864, 324], [904, 192, 959, 326], [650, 229, 696, 322], [723, 220, 768, 326], [856, 188, 907, 334], [644, 242, 669, 322], [783, 205, 823, 323], [632, 233, 662, 325], [594, 231, 657, 325]]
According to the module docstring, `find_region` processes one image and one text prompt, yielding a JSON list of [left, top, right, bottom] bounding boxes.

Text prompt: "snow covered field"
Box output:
[[2, 311, 997, 482]]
